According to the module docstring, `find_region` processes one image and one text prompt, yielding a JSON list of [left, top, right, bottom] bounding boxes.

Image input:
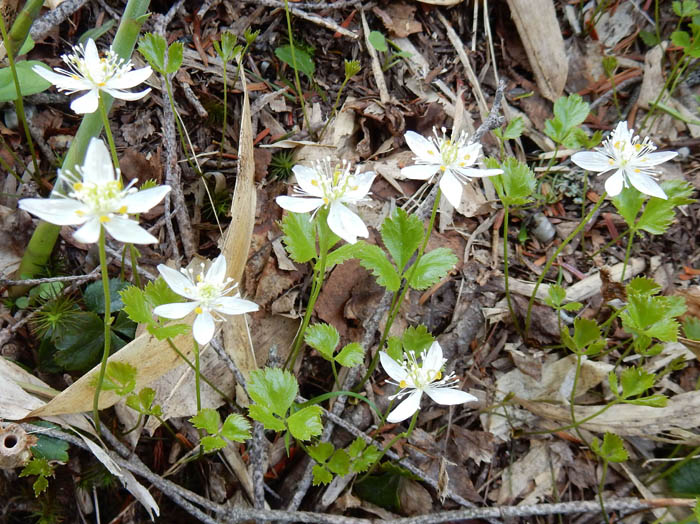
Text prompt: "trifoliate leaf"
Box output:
[[287, 406, 323, 441], [491, 157, 535, 206], [120, 285, 152, 324], [100, 361, 137, 396], [545, 284, 567, 309], [312, 464, 333, 485], [248, 368, 298, 417], [553, 94, 590, 132], [620, 366, 656, 399], [612, 187, 645, 229], [402, 325, 435, 354], [335, 342, 365, 367], [165, 41, 184, 74], [248, 405, 286, 432], [407, 248, 457, 290], [190, 408, 221, 435], [308, 442, 334, 463], [281, 212, 316, 263], [636, 180, 695, 235], [221, 414, 252, 442], [591, 432, 628, 463], [201, 435, 227, 453], [138, 33, 168, 74], [356, 242, 401, 291], [380, 208, 424, 272], [305, 323, 340, 361], [326, 243, 360, 268], [327, 449, 351, 476], [351, 443, 381, 473], [502, 117, 524, 140]]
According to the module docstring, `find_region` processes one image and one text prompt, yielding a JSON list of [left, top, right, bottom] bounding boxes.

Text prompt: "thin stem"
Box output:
[[93, 227, 112, 433], [524, 399, 620, 436], [193, 340, 201, 413], [588, 228, 630, 260], [283, 0, 312, 136], [597, 460, 611, 524], [621, 229, 635, 280], [639, 53, 687, 134], [98, 94, 120, 169], [331, 360, 339, 389], [0, 14, 40, 184], [360, 410, 419, 482], [129, 244, 141, 288], [165, 339, 233, 404], [318, 75, 350, 139], [503, 205, 523, 337], [525, 194, 607, 337], [357, 189, 441, 390], [218, 60, 228, 165]]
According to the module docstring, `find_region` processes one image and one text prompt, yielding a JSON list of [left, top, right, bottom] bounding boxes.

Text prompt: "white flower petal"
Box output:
[[82, 138, 115, 184], [400, 163, 439, 180], [83, 39, 101, 72], [153, 301, 198, 319], [205, 255, 227, 284], [32, 66, 86, 91], [604, 170, 624, 196], [106, 66, 152, 89], [103, 216, 158, 244], [642, 151, 678, 166], [456, 142, 483, 166], [276, 195, 324, 213], [157, 264, 196, 298], [454, 167, 503, 178], [628, 171, 667, 199], [72, 218, 101, 244], [386, 390, 422, 423], [193, 311, 216, 345], [424, 385, 477, 406], [571, 151, 613, 172], [344, 171, 375, 200], [439, 171, 463, 209], [121, 185, 171, 213], [70, 89, 99, 114], [379, 351, 408, 383], [422, 342, 444, 372], [18, 197, 88, 225], [214, 296, 259, 315], [292, 165, 324, 197], [327, 202, 368, 244], [611, 121, 631, 142], [405, 131, 439, 161], [102, 87, 151, 101]]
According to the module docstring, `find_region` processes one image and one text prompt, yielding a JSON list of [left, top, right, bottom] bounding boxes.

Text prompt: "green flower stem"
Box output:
[[597, 459, 611, 524], [525, 399, 621, 436], [318, 73, 352, 140], [588, 228, 630, 260], [297, 390, 381, 416], [93, 227, 113, 433], [639, 53, 687, 134], [331, 360, 339, 388], [525, 193, 607, 337], [0, 14, 40, 184], [503, 205, 523, 337], [165, 338, 233, 403], [287, 211, 331, 370], [620, 229, 635, 281], [129, 244, 141, 287], [360, 410, 419, 482], [98, 94, 120, 169], [283, 0, 312, 136], [357, 188, 442, 390], [11, 0, 150, 295], [193, 340, 201, 413]]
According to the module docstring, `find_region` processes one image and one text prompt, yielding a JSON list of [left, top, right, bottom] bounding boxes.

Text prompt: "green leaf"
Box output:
[[138, 33, 167, 74], [670, 461, 700, 495], [636, 180, 695, 235], [553, 93, 590, 131], [30, 422, 69, 463], [639, 30, 661, 47], [100, 361, 137, 396], [248, 368, 298, 417], [190, 408, 221, 435], [214, 31, 240, 62], [78, 20, 116, 46], [17, 36, 35, 57], [622, 293, 680, 342], [308, 442, 335, 463], [502, 117, 524, 140], [326, 243, 360, 268], [626, 276, 660, 296], [305, 323, 340, 361], [126, 387, 157, 414], [335, 342, 365, 367], [386, 337, 403, 362], [20, 457, 53, 496], [281, 212, 316, 263], [572, 318, 601, 350], [221, 414, 252, 442], [407, 248, 457, 290], [312, 464, 333, 485], [201, 435, 227, 453], [380, 208, 424, 272], [54, 312, 129, 371], [620, 366, 656, 399], [368, 31, 388, 52], [165, 41, 184, 74], [275, 44, 315, 77], [248, 405, 286, 432], [402, 325, 435, 354], [147, 323, 191, 340], [144, 277, 184, 308], [83, 278, 130, 314], [545, 284, 567, 309], [491, 157, 536, 206], [356, 243, 401, 291], [672, 30, 692, 49], [673, 0, 700, 17], [625, 394, 668, 407], [348, 439, 381, 473], [0, 62, 52, 102], [602, 55, 618, 77], [591, 432, 628, 463], [32, 475, 49, 497], [327, 449, 351, 476], [120, 285, 152, 324], [612, 187, 646, 228], [562, 302, 583, 311], [684, 317, 700, 340], [287, 405, 323, 440]]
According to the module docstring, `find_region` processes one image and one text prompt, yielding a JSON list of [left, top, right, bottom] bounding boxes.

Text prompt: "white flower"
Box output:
[[379, 341, 477, 423], [400, 128, 503, 209], [32, 38, 152, 114], [19, 138, 171, 244], [275, 158, 375, 244], [153, 255, 259, 346], [571, 121, 677, 199]]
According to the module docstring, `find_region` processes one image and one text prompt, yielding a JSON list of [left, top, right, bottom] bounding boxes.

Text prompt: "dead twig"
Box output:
[[0, 269, 100, 288], [30, 0, 90, 42]]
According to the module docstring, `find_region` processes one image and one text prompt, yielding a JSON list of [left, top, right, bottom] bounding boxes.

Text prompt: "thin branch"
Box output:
[[0, 268, 100, 288], [29, 0, 90, 42]]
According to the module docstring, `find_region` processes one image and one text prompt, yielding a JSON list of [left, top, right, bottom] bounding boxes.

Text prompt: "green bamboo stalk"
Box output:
[[11, 0, 150, 296]]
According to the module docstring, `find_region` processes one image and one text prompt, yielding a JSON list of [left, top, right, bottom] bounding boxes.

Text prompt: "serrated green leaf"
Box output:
[[84, 278, 130, 314], [672, 30, 692, 48], [32, 475, 49, 497], [491, 157, 535, 206], [608, 370, 620, 398], [684, 317, 700, 340], [312, 464, 333, 485], [138, 33, 167, 74], [502, 117, 524, 140], [572, 318, 601, 350], [637, 180, 695, 235], [248, 405, 286, 432], [639, 30, 661, 47], [305, 323, 340, 361], [144, 277, 184, 308], [0, 61, 52, 102], [101, 361, 137, 396], [626, 276, 660, 296], [221, 414, 251, 442], [352, 444, 381, 473], [612, 187, 645, 228], [591, 432, 628, 463], [281, 212, 316, 263], [275, 44, 315, 77], [147, 323, 191, 340], [347, 437, 367, 458], [625, 394, 668, 407], [336, 342, 365, 367], [190, 408, 221, 434], [407, 248, 457, 290], [402, 325, 435, 354], [553, 93, 590, 131], [620, 367, 656, 399], [21, 457, 53, 477], [386, 337, 403, 362], [562, 302, 583, 311], [663, 295, 688, 318], [308, 442, 335, 463], [357, 243, 401, 291], [138, 387, 157, 411], [30, 422, 69, 463], [287, 406, 323, 440], [368, 31, 388, 52], [166, 41, 184, 74], [120, 285, 152, 324], [545, 284, 567, 308], [326, 243, 360, 268], [201, 435, 227, 453], [248, 368, 298, 417], [327, 449, 350, 476], [380, 208, 424, 272]]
